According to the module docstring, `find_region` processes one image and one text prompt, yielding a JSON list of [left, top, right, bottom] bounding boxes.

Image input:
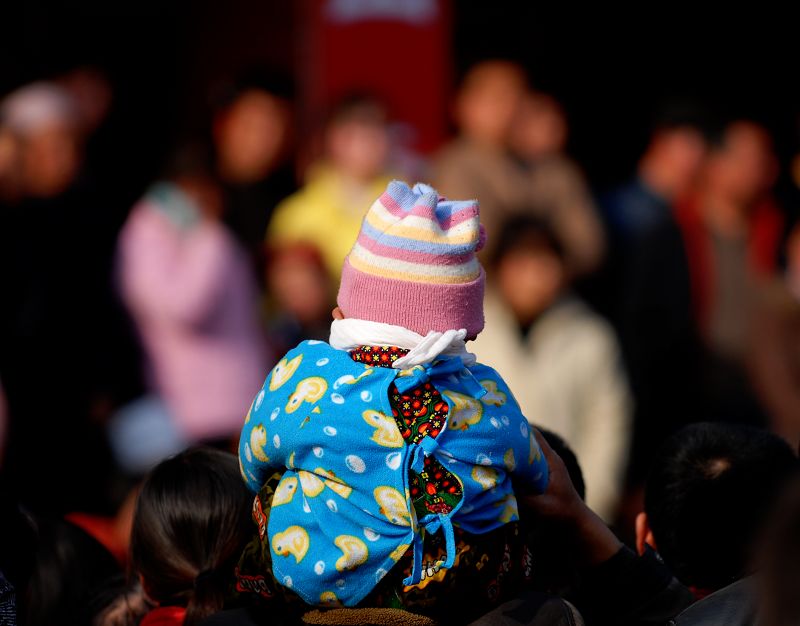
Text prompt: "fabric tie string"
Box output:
[[402, 513, 457, 586], [393, 356, 487, 399]]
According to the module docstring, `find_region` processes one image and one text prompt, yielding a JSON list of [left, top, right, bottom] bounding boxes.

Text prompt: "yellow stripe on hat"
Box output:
[[349, 249, 481, 284]]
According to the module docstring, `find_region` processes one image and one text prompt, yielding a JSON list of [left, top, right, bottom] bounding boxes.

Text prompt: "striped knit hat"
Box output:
[[337, 181, 486, 337]]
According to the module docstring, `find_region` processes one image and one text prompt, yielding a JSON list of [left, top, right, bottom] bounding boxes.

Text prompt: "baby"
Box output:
[[237, 181, 549, 618]]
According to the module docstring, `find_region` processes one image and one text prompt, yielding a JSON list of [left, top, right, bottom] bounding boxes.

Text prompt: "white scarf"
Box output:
[[329, 318, 477, 368]]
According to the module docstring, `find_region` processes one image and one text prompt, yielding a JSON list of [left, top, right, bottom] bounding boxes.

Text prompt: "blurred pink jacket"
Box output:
[[118, 194, 270, 441]]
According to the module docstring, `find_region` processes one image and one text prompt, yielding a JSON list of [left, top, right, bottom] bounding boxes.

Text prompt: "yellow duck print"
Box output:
[[286, 377, 328, 414], [250, 424, 270, 462], [504, 448, 516, 472], [374, 486, 411, 526], [272, 476, 298, 506], [528, 431, 542, 465], [362, 410, 404, 448], [479, 380, 507, 406], [334, 535, 369, 571], [269, 355, 303, 391], [317, 468, 353, 499], [272, 526, 310, 563], [443, 390, 484, 430], [319, 591, 339, 605], [472, 465, 500, 491], [389, 543, 411, 562], [498, 494, 519, 523], [298, 470, 326, 497]]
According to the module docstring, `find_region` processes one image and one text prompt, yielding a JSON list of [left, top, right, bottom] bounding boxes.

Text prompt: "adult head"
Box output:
[[510, 90, 568, 160], [702, 119, 778, 210], [491, 216, 567, 328], [638, 103, 709, 201], [0, 81, 83, 198], [454, 60, 527, 148], [637, 422, 798, 594], [213, 71, 294, 185], [323, 93, 390, 184], [130, 447, 253, 625]]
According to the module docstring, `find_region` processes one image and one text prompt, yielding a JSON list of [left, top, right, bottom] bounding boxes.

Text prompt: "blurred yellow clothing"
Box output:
[[267, 166, 393, 280]]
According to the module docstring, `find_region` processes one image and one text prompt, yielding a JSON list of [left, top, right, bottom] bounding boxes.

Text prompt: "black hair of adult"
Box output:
[[490, 215, 566, 269], [160, 139, 216, 182], [644, 422, 799, 591], [212, 66, 296, 112], [17, 515, 122, 626], [325, 92, 389, 130], [648, 99, 716, 142], [130, 447, 253, 626]]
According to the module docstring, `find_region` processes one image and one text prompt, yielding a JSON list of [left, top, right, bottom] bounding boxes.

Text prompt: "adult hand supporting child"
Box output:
[[519, 428, 623, 567]]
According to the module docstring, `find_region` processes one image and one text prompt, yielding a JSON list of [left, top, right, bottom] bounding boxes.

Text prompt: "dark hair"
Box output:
[[644, 422, 798, 591], [212, 67, 295, 112], [130, 448, 253, 626], [15, 515, 121, 626], [325, 92, 388, 130], [649, 99, 714, 140], [490, 215, 565, 268]]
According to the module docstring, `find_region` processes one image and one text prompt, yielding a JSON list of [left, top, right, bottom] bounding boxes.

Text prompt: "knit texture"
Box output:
[[337, 181, 486, 337]]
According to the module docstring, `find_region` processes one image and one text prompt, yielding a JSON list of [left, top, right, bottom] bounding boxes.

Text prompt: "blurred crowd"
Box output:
[[2, 54, 800, 625]]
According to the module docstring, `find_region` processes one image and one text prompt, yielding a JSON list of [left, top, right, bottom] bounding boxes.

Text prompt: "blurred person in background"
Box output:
[[471, 216, 632, 521], [619, 118, 781, 503], [603, 105, 709, 248], [510, 90, 605, 276], [674, 119, 782, 424], [748, 221, 800, 448], [0, 81, 124, 514], [212, 71, 297, 274], [117, 142, 270, 461], [599, 104, 709, 320], [602, 107, 710, 500], [433, 59, 530, 254], [267, 93, 393, 280], [264, 242, 333, 356]]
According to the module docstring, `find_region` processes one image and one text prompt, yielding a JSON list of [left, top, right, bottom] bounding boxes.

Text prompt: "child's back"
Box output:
[[237, 182, 549, 619]]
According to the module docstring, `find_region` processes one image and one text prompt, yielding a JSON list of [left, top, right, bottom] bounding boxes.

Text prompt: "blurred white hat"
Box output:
[[0, 81, 79, 135]]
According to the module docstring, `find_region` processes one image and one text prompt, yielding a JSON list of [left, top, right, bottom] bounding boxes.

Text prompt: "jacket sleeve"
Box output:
[[477, 369, 550, 493], [238, 385, 277, 493], [513, 426, 550, 494]]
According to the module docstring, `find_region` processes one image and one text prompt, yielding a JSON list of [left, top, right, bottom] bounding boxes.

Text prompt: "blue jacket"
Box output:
[[239, 340, 549, 606]]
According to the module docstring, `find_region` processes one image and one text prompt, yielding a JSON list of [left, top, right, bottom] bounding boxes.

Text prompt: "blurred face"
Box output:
[[215, 89, 290, 184], [654, 127, 707, 195], [706, 122, 777, 206], [326, 119, 389, 182], [20, 123, 81, 197], [510, 93, 568, 159], [268, 249, 331, 325], [496, 246, 564, 324], [456, 63, 526, 146]]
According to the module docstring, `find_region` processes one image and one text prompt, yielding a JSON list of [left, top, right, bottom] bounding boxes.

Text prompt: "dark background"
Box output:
[[2, 3, 798, 199]]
